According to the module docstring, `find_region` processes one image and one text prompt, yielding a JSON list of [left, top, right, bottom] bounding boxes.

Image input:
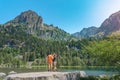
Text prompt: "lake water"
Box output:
[[85, 70, 119, 76], [60, 69, 119, 76], [0, 68, 119, 76]]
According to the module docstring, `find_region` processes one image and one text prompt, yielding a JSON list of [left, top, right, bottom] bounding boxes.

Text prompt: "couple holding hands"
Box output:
[[47, 53, 57, 71]]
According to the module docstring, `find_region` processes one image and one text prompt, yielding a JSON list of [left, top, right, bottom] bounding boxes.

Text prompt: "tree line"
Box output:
[[0, 25, 120, 70]]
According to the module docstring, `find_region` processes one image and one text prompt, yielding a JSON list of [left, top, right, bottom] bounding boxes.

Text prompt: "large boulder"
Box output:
[[5, 71, 86, 80]]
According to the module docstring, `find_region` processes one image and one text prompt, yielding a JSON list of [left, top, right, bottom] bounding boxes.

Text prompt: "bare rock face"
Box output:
[[5, 71, 86, 80], [6, 10, 43, 34], [98, 11, 120, 36], [7, 10, 43, 27]]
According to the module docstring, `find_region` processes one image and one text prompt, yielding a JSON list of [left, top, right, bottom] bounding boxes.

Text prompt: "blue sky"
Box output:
[[0, 0, 120, 34]]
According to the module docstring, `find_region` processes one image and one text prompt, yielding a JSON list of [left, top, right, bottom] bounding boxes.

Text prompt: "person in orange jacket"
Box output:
[[47, 54, 54, 71]]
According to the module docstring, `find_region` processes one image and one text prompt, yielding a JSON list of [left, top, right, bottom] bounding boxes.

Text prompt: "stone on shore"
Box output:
[[5, 71, 86, 80], [8, 71, 17, 75], [0, 72, 6, 77]]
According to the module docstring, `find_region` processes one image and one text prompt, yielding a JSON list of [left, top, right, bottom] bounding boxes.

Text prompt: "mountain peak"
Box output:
[[6, 10, 43, 27], [20, 10, 39, 19], [6, 10, 43, 34], [5, 10, 44, 35], [23, 10, 37, 13]]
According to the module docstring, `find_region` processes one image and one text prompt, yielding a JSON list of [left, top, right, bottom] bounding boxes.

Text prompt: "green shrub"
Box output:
[[110, 75, 120, 80], [80, 76, 99, 80]]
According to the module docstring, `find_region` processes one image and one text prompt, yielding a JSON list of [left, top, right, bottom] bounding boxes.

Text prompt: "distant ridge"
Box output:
[[72, 26, 98, 39], [73, 10, 120, 39]]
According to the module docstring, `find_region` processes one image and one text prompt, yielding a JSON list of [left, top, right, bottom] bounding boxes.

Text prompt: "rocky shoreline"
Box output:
[[0, 71, 119, 80]]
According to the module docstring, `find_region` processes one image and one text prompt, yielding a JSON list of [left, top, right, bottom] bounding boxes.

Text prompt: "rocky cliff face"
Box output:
[[97, 11, 120, 37], [6, 10, 43, 34], [72, 26, 98, 39]]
